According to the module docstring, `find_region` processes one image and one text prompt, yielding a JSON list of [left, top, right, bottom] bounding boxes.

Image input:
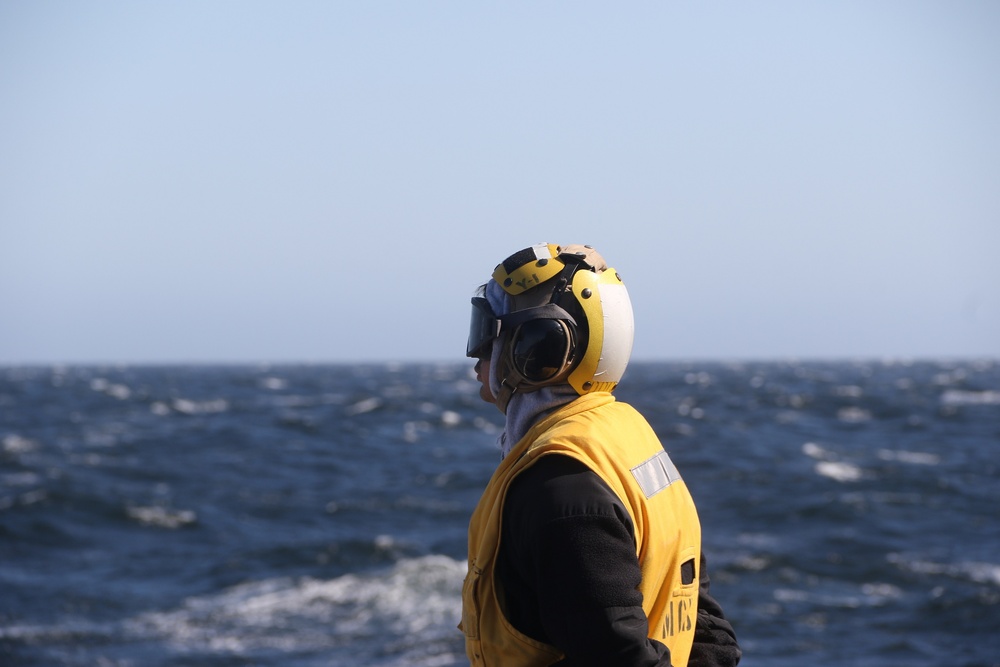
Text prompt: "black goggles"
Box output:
[[466, 296, 500, 358], [467, 294, 579, 359]]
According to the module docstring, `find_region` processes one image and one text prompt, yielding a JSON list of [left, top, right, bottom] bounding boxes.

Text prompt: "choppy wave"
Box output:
[[888, 554, 1000, 587], [2, 360, 998, 667], [128, 555, 466, 663], [0, 556, 467, 667]]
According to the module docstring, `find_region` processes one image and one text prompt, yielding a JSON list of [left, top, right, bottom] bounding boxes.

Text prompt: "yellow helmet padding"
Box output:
[[567, 267, 635, 395], [492, 243, 565, 296]]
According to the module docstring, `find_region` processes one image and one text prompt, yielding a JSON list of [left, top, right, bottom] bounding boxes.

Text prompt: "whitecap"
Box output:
[[804, 442, 864, 481], [90, 378, 132, 400], [2, 434, 37, 453], [889, 554, 1000, 586], [877, 449, 940, 465], [172, 398, 229, 415], [837, 407, 872, 423], [933, 369, 968, 386], [802, 442, 831, 459], [963, 562, 1000, 586], [815, 461, 863, 483], [126, 555, 466, 656], [861, 582, 903, 601], [940, 389, 1000, 406], [344, 397, 382, 416], [127, 506, 198, 529], [440, 410, 461, 427], [773, 588, 808, 602], [107, 383, 132, 400], [150, 401, 172, 416], [775, 583, 900, 610], [259, 377, 287, 390], [734, 555, 771, 571], [403, 421, 429, 443]]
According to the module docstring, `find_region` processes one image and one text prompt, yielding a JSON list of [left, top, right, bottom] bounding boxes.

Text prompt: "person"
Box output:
[[460, 243, 741, 667]]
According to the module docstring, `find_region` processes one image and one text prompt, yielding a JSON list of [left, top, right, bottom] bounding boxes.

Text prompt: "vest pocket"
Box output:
[[680, 556, 696, 585], [675, 545, 699, 596]]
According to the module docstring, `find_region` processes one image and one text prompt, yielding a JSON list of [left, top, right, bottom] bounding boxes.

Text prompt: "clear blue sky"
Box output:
[[2, 1, 998, 364]]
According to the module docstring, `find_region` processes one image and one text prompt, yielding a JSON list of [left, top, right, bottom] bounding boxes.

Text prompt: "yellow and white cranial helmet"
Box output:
[[470, 242, 635, 399]]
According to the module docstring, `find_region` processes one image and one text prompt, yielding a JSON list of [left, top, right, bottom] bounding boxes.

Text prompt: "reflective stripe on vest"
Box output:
[[632, 450, 681, 498]]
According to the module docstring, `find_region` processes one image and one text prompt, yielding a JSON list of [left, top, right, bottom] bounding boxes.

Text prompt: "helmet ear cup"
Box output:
[[509, 319, 575, 383]]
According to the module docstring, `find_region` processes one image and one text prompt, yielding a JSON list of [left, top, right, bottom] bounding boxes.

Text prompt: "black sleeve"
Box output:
[[498, 455, 672, 667], [688, 553, 742, 667]]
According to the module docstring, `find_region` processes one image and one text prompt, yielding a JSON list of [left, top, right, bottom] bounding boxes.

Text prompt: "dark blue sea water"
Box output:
[[1, 360, 998, 667]]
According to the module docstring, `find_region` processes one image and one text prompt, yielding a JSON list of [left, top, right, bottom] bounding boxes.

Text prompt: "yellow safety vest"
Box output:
[[461, 392, 702, 667]]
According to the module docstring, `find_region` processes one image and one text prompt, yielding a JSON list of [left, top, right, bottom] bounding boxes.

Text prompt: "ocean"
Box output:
[[1, 360, 998, 667]]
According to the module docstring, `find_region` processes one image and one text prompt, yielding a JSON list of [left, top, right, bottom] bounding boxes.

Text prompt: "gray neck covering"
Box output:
[[485, 280, 578, 459]]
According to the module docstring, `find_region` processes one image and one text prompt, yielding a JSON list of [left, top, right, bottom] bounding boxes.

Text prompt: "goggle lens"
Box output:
[[466, 297, 500, 358]]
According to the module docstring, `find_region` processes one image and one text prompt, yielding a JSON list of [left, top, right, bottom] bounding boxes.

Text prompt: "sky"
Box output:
[[1, 1, 998, 364]]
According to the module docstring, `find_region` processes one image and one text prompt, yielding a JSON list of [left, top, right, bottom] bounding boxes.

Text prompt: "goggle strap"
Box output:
[[471, 296, 495, 315], [499, 303, 576, 330]]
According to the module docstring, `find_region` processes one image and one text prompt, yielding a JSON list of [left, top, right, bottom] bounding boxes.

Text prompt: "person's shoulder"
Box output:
[[507, 454, 628, 524], [520, 452, 592, 480], [601, 397, 659, 433]]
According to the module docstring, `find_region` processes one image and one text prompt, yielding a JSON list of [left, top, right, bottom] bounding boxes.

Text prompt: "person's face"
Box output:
[[474, 348, 496, 404]]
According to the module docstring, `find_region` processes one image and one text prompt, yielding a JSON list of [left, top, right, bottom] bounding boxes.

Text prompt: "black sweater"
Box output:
[[496, 455, 741, 667]]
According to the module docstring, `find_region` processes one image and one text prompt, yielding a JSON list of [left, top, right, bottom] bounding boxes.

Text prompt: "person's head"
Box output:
[[466, 243, 634, 413]]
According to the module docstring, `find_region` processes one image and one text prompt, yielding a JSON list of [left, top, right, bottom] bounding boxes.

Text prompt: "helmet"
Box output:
[[466, 243, 634, 409]]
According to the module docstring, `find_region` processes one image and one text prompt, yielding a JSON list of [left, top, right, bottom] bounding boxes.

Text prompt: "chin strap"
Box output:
[[493, 340, 532, 414], [493, 339, 521, 414], [493, 344, 575, 414], [494, 376, 516, 415]]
